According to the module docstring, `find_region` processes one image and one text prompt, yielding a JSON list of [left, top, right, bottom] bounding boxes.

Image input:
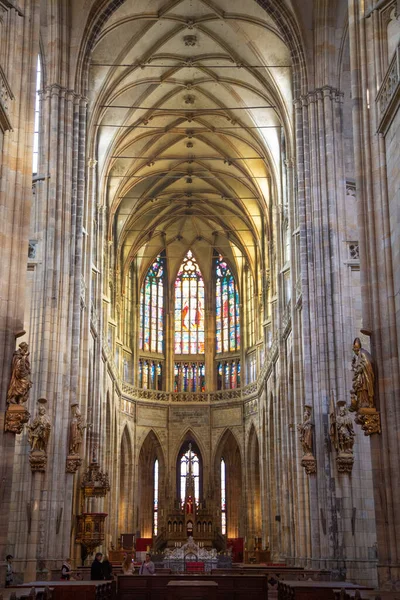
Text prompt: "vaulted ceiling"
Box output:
[[87, 0, 293, 283]]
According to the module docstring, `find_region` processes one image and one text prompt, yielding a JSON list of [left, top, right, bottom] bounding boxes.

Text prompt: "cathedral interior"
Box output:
[[0, 0, 400, 596]]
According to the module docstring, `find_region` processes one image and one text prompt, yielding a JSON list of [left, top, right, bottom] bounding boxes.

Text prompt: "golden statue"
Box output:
[[6, 342, 32, 405], [350, 337, 375, 411], [28, 399, 51, 453]]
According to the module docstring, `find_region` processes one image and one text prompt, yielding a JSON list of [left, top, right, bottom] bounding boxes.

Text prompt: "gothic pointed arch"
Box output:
[[175, 430, 205, 506], [247, 424, 262, 549], [119, 425, 134, 533], [137, 429, 165, 538], [214, 429, 243, 538]]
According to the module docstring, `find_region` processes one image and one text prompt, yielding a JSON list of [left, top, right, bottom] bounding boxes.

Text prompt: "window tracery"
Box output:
[[175, 250, 204, 355], [139, 253, 165, 354], [215, 254, 240, 353]]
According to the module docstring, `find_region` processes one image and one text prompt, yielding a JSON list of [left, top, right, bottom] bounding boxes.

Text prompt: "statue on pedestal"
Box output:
[[297, 405, 316, 475], [4, 342, 32, 433], [330, 397, 355, 474], [350, 337, 381, 435], [28, 398, 51, 472], [66, 403, 86, 473]]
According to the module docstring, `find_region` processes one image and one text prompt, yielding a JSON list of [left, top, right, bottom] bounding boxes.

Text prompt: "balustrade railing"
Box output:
[[376, 43, 400, 131]]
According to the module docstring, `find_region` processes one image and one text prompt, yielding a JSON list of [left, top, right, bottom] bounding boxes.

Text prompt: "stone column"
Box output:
[[0, 0, 41, 581], [295, 84, 377, 584], [348, 0, 400, 587], [5, 83, 88, 577]]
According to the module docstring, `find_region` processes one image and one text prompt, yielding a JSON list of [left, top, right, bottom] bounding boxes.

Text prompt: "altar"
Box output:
[[163, 537, 219, 573]]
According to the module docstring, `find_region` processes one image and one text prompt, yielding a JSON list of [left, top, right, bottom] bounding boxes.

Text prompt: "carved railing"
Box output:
[[0, 65, 14, 131], [105, 324, 284, 406], [376, 42, 400, 131]]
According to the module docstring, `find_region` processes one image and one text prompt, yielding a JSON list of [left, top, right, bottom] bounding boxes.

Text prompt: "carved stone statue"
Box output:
[[28, 399, 51, 453], [297, 405, 316, 475], [6, 342, 32, 405], [28, 399, 51, 472], [336, 403, 355, 454], [350, 337, 375, 411], [297, 405, 313, 455], [66, 403, 87, 474], [350, 337, 381, 436], [69, 403, 86, 455]]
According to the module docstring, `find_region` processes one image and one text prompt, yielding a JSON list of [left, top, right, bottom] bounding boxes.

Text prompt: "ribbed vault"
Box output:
[[87, 0, 293, 282]]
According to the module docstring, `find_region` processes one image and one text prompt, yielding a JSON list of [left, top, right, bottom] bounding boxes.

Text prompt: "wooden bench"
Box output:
[[212, 567, 333, 591], [333, 590, 400, 600], [11, 580, 115, 600], [278, 581, 373, 600], [117, 573, 268, 600], [166, 580, 218, 600]]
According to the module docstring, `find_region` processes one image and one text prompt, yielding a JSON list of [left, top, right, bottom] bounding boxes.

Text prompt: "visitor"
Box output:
[[139, 553, 155, 575], [5, 555, 14, 587], [90, 552, 104, 580], [61, 557, 72, 580], [121, 553, 134, 574], [102, 555, 113, 580]]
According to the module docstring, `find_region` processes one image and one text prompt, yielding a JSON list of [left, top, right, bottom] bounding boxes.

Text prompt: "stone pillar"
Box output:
[[5, 83, 88, 577], [0, 0, 41, 581], [295, 84, 377, 584], [348, 0, 400, 587]]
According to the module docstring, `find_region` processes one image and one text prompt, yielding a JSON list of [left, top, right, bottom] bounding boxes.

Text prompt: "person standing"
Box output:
[[139, 553, 155, 575], [102, 555, 113, 580], [61, 557, 72, 580], [5, 555, 14, 586], [90, 553, 104, 580], [121, 553, 134, 574]]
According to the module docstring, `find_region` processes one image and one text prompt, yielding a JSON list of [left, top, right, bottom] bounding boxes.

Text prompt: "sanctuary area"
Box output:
[[0, 0, 400, 598]]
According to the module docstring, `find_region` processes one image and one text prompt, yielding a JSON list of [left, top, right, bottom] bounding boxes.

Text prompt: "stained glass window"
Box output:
[[139, 253, 165, 354], [217, 360, 240, 390], [138, 359, 163, 390], [215, 255, 240, 353], [180, 448, 200, 505], [174, 362, 205, 392], [246, 266, 255, 348], [174, 250, 204, 354], [154, 459, 159, 536], [221, 458, 226, 535]]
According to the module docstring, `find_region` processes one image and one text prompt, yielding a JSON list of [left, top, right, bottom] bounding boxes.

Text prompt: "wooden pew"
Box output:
[[278, 581, 373, 600], [11, 580, 115, 600], [333, 590, 400, 600], [211, 567, 333, 592], [166, 580, 218, 600], [117, 572, 268, 600]]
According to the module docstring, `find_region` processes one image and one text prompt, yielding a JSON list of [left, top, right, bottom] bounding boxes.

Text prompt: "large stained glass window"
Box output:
[[215, 255, 240, 353], [139, 254, 165, 353], [175, 250, 204, 354]]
